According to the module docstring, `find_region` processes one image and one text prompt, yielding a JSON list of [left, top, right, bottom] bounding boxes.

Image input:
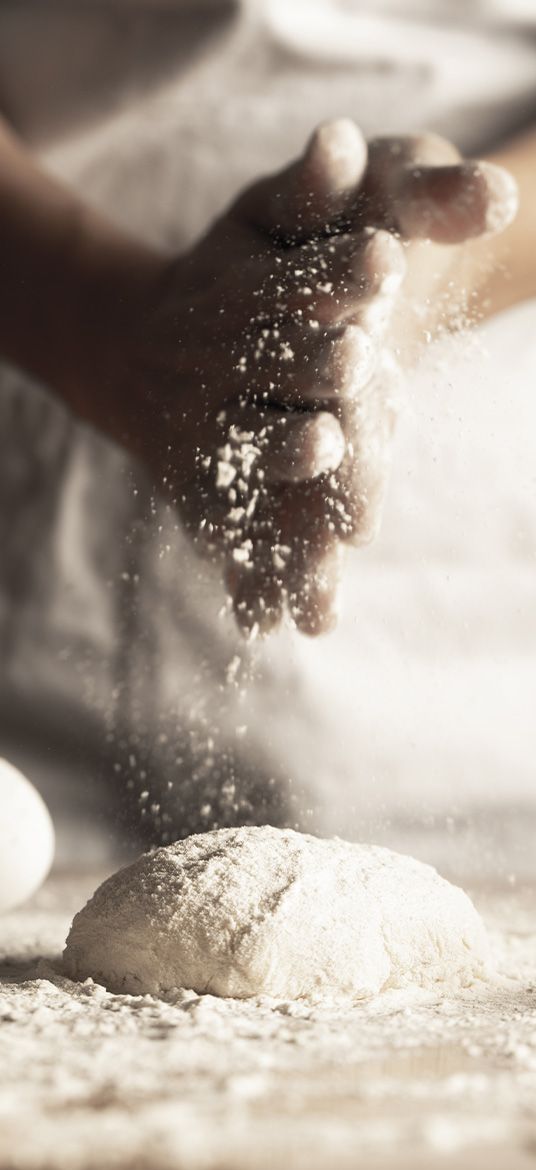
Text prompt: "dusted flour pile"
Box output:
[[63, 826, 489, 999]]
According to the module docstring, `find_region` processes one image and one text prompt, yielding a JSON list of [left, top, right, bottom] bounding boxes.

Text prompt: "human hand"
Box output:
[[118, 121, 517, 636]]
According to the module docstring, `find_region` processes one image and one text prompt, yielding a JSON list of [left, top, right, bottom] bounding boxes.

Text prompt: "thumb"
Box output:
[[237, 118, 367, 243]]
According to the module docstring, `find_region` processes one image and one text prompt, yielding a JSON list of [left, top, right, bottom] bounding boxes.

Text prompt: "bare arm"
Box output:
[[479, 126, 536, 312], [0, 115, 162, 427]]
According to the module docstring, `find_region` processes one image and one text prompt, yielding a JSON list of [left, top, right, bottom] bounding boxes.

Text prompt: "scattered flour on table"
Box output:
[[63, 826, 490, 1000], [2, 872, 536, 1170]]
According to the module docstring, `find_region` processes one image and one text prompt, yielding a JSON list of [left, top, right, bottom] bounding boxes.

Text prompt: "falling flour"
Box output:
[[63, 826, 490, 1000]]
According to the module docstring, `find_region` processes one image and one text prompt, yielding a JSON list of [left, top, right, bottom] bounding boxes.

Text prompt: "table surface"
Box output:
[[1, 868, 535, 1170]]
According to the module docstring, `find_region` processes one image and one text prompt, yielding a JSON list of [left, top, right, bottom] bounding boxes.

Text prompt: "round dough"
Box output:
[[63, 826, 489, 1001], [0, 758, 55, 914]]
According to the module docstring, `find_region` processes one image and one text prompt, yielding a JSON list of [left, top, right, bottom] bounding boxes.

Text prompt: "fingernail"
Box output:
[[474, 161, 519, 234]]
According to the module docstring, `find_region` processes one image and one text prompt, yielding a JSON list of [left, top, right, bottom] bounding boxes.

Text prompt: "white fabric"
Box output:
[[0, 1, 535, 860]]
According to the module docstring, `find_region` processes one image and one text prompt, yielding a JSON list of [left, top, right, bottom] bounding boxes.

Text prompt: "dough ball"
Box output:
[[0, 758, 55, 914], [63, 826, 489, 1001]]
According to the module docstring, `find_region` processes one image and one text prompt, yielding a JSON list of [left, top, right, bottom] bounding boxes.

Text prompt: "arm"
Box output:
[[0, 115, 162, 430], [477, 126, 536, 313]]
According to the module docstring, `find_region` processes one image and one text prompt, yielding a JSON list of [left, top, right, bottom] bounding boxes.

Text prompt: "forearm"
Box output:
[[480, 126, 536, 312], [444, 126, 536, 327], [0, 117, 163, 423]]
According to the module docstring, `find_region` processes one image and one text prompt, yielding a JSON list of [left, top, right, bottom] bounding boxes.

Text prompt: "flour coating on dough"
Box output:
[[63, 826, 490, 1001]]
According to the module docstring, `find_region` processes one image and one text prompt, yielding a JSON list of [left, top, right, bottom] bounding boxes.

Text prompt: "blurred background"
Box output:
[[0, 0, 535, 879]]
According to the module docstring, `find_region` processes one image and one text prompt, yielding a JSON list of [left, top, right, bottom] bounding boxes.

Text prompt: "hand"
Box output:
[[114, 121, 517, 636]]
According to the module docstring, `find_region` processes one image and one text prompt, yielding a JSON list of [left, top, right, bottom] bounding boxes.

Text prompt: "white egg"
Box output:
[[0, 758, 55, 913]]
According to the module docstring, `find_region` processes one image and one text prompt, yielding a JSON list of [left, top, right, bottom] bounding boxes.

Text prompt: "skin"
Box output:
[[0, 115, 534, 637]]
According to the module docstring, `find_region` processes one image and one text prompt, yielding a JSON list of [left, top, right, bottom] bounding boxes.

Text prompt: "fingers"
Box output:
[[198, 228, 404, 412], [226, 556, 284, 638], [253, 227, 406, 326], [361, 134, 518, 245], [330, 351, 402, 547], [214, 405, 345, 485], [191, 348, 401, 638], [216, 365, 397, 638], [191, 247, 403, 638], [286, 538, 344, 636], [260, 410, 346, 483], [396, 160, 518, 243], [227, 498, 343, 638], [237, 118, 367, 243], [244, 322, 374, 407], [242, 230, 405, 406], [368, 132, 461, 174], [356, 133, 460, 230], [211, 408, 346, 635], [348, 229, 406, 329], [193, 127, 515, 644], [184, 400, 344, 562]]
